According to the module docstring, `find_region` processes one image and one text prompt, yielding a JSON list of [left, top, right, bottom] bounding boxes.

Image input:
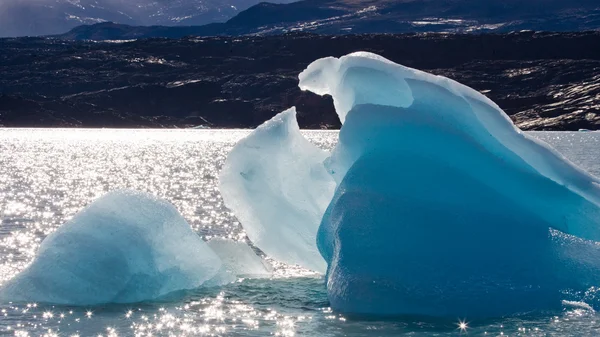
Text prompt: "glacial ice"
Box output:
[[206, 238, 272, 284], [302, 52, 600, 317], [219, 107, 334, 273], [222, 51, 600, 317], [0, 190, 223, 305]]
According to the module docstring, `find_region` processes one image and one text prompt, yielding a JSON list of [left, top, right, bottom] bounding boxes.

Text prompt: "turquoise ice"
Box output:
[[223, 52, 600, 317], [0, 190, 269, 305]]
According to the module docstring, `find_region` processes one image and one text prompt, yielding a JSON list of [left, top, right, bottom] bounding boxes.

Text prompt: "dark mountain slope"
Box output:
[[1, 32, 600, 130], [57, 0, 600, 40]]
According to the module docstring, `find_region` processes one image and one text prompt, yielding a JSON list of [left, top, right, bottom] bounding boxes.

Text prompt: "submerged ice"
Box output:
[[0, 190, 268, 305], [204, 238, 272, 285], [222, 52, 600, 317]]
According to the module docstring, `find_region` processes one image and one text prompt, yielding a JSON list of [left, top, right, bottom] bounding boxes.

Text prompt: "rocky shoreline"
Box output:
[[1, 32, 599, 130]]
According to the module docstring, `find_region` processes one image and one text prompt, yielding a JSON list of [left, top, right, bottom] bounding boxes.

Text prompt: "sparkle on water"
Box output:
[[1, 129, 600, 336]]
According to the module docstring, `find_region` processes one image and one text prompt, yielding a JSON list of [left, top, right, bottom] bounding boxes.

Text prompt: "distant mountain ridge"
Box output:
[[0, 0, 296, 37], [51, 0, 600, 40]]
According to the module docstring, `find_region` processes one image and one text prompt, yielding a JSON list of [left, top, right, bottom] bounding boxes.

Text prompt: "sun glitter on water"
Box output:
[[457, 319, 469, 333], [2, 129, 600, 336]]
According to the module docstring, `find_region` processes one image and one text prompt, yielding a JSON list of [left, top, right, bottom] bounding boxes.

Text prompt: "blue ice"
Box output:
[[223, 52, 600, 317], [0, 190, 268, 305]]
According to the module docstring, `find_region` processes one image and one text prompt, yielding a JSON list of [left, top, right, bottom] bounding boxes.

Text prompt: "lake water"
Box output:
[[1, 128, 600, 337]]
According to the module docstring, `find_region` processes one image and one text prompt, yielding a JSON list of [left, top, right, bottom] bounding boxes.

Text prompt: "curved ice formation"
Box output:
[[221, 51, 600, 317], [298, 52, 600, 317], [0, 190, 222, 305], [219, 108, 334, 273]]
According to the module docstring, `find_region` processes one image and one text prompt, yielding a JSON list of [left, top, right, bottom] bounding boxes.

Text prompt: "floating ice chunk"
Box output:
[[207, 238, 272, 278], [0, 190, 222, 305], [219, 107, 334, 273], [296, 52, 600, 317]]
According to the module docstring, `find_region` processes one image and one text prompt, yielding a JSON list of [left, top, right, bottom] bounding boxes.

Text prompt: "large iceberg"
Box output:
[[222, 52, 600, 317], [0, 190, 264, 305]]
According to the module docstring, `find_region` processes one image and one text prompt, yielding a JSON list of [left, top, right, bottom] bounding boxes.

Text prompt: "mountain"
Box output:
[[242, 0, 600, 33], [0, 0, 296, 38], [54, 0, 600, 40], [1, 32, 600, 130]]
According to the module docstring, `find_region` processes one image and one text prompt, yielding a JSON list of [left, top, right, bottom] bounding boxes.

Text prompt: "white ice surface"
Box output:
[[219, 107, 334, 273], [0, 190, 222, 305]]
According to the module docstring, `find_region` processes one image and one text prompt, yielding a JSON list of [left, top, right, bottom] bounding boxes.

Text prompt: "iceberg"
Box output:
[[308, 53, 600, 317], [219, 108, 334, 273], [205, 238, 272, 285], [222, 52, 600, 317], [0, 190, 223, 305]]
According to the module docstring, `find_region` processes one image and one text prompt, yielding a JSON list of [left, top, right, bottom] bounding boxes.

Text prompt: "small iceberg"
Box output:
[[221, 52, 600, 317], [205, 238, 272, 285], [219, 108, 334, 273], [0, 190, 267, 305]]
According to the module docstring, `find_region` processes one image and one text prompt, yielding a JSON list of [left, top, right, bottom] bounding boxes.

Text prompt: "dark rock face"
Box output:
[[225, 0, 600, 34], [1, 32, 600, 130]]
